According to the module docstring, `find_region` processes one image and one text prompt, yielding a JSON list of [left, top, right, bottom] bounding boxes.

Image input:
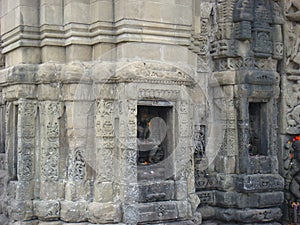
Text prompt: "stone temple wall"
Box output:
[[0, 0, 298, 225]]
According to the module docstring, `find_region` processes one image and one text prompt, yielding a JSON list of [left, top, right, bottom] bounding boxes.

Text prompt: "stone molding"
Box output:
[[2, 20, 192, 54]]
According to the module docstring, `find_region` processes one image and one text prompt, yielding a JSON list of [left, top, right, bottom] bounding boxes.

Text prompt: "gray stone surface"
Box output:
[[0, 0, 296, 224]]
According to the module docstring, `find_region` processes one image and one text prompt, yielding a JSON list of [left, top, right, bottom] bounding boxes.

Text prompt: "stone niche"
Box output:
[[0, 61, 201, 224]]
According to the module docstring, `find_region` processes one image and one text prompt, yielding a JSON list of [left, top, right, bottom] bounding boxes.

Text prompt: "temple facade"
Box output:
[[0, 0, 299, 224]]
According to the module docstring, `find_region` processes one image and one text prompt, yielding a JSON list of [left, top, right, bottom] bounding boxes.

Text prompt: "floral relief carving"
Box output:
[[42, 144, 59, 181], [46, 122, 59, 141], [40, 101, 61, 181], [72, 148, 86, 181]]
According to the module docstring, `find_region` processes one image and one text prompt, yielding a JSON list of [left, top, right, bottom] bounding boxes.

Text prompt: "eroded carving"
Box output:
[[72, 148, 86, 181], [285, 80, 300, 134], [41, 101, 60, 181]]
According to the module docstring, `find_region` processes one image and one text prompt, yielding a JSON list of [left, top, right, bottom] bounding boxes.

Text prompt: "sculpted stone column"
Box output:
[[6, 100, 37, 221], [34, 101, 62, 221]]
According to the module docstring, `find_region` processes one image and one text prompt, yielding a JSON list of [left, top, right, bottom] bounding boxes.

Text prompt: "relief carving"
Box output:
[[46, 122, 59, 141], [41, 144, 59, 181], [97, 100, 114, 117], [19, 152, 33, 180], [72, 148, 86, 181], [285, 80, 300, 134], [17, 101, 36, 182], [194, 125, 209, 190], [285, 0, 300, 73], [138, 89, 180, 100], [286, 0, 300, 21], [41, 101, 61, 181], [214, 57, 278, 72]]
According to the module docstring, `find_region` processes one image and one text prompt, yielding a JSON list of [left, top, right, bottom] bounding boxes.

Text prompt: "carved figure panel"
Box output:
[[285, 0, 300, 73], [285, 80, 300, 134]]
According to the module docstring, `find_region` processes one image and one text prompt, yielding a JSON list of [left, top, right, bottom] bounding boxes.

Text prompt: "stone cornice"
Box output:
[[1, 19, 192, 53]]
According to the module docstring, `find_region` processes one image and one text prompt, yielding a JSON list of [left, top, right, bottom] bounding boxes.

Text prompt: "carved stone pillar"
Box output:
[[34, 101, 62, 221], [7, 100, 37, 221]]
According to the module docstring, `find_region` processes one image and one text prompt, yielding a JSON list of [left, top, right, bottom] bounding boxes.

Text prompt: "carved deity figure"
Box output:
[[286, 0, 300, 71], [137, 112, 166, 164], [286, 24, 300, 70], [286, 81, 300, 133], [284, 136, 300, 204]]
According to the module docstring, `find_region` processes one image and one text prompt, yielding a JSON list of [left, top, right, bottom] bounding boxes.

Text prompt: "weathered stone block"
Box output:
[[177, 200, 191, 218], [64, 0, 90, 24], [123, 203, 139, 224], [146, 221, 194, 225], [123, 183, 139, 202], [215, 191, 241, 208], [138, 180, 175, 203], [65, 181, 92, 201], [39, 181, 65, 200], [197, 191, 215, 205], [256, 192, 284, 207], [33, 200, 60, 221], [9, 221, 39, 225], [4, 84, 36, 100], [0, 215, 9, 225], [87, 202, 121, 224], [66, 45, 92, 62], [135, 201, 180, 223], [93, 43, 116, 61], [235, 174, 284, 193], [37, 84, 61, 100], [198, 205, 215, 220], [215, 207, 282, 223], [41, 47, 65, 63], [117, 43, 162, 61], [5, 48, 41, 66], [217, 174, 236, 191], [38, 222, 63, 225], [1, 8, 18, 34], [15, 180, 34, 201], [63, 84, 94, 102], [175, 180, 188, 200], [249, 156, 272, 174], [9, 200, 33, 221], [60, 201, 87, 222], [40, 3, 63, 25], [94, 181, 113, 202], [90, 0, 113, 23], [189, 193, 200, 214], [19, 6, 39, 26], [214, 191, 283, 208]]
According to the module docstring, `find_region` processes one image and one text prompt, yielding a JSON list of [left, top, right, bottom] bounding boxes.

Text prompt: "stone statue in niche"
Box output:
[[137, 107, 167, 164]]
